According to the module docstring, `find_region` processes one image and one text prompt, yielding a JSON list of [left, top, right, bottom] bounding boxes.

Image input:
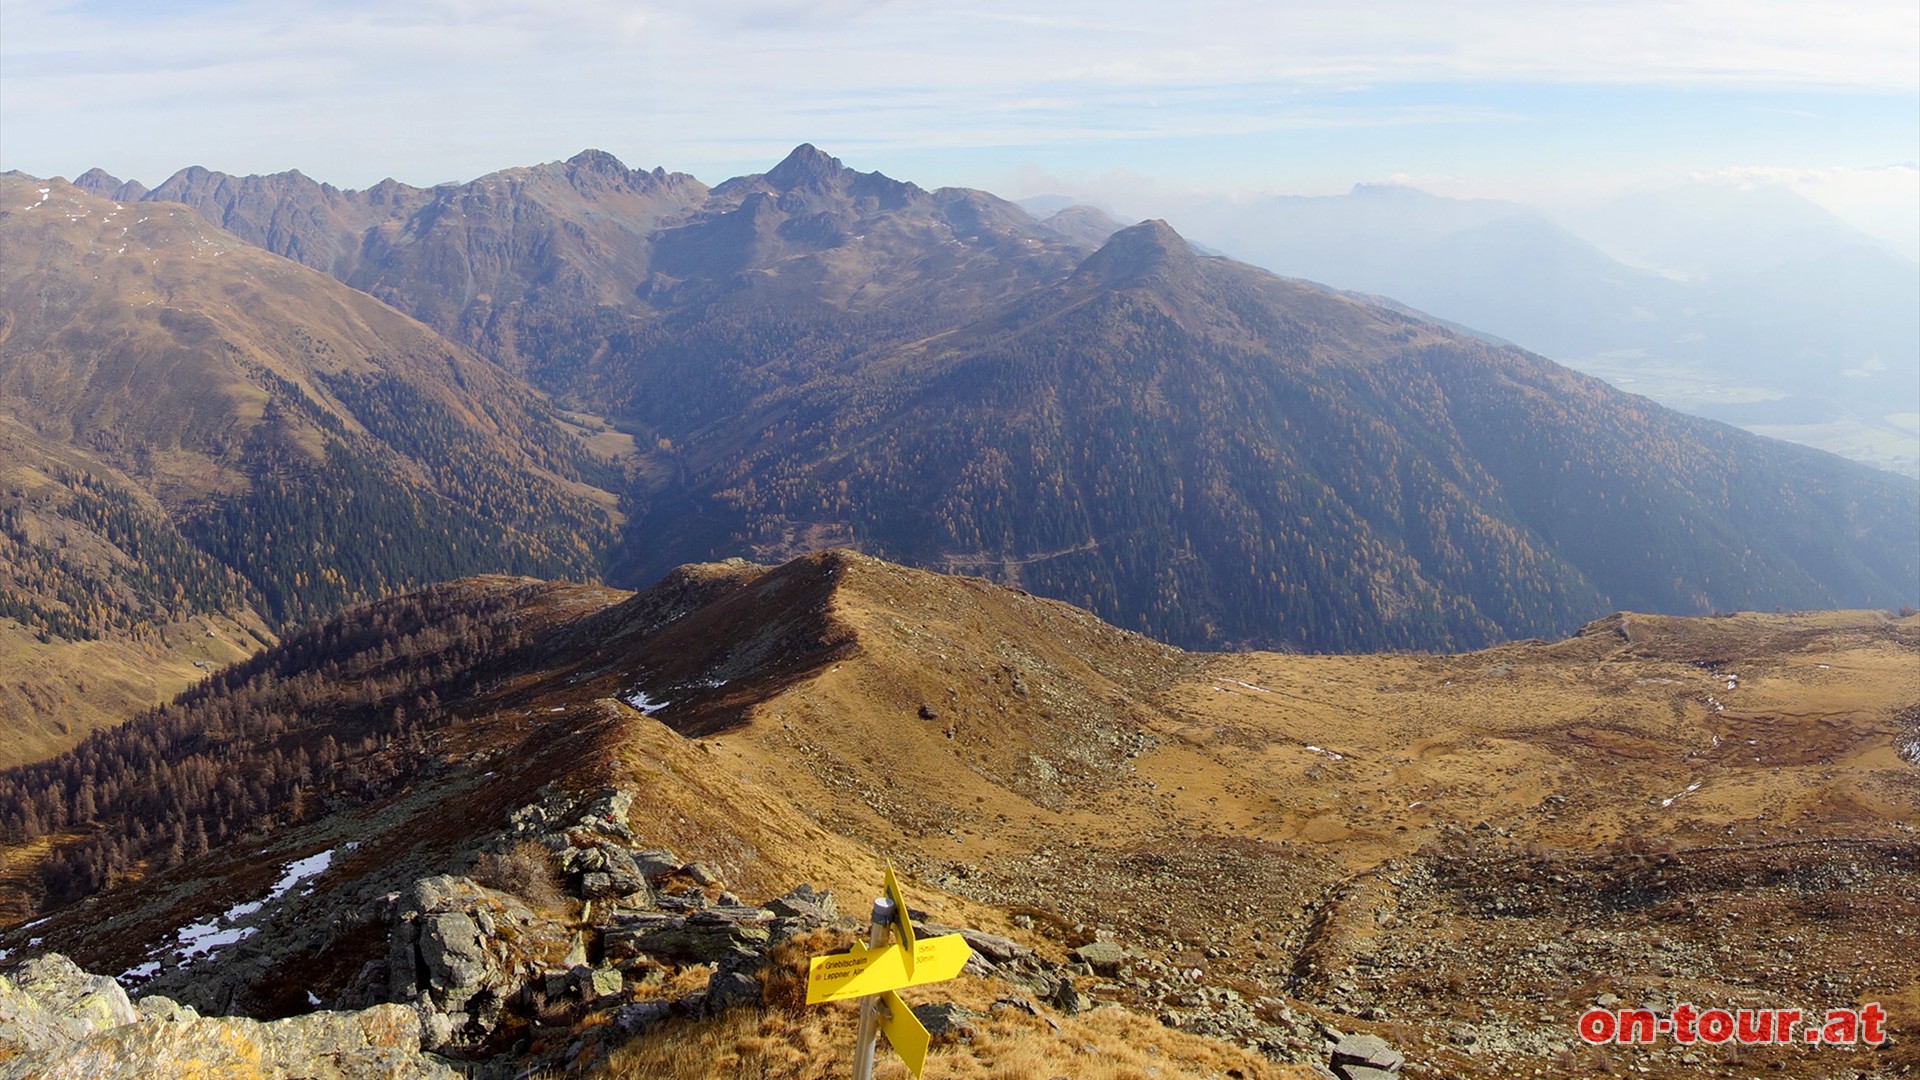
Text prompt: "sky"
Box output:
[[3, 0, 1916, 255]]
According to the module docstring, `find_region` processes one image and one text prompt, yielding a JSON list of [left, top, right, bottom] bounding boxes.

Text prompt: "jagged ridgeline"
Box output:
[[0, 176, 623, 630], [55, 149, 1920, 651]]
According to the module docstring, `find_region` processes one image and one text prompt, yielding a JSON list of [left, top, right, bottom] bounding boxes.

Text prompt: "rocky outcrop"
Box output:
[[0, 954, 139, 1056], [385, 875, 571, 1049], [0, 953, 455, 1079], [5, 786, 1092, 1076]]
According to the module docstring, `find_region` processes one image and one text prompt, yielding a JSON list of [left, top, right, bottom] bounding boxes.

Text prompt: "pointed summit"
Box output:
[[1072, 219, 1199, 289], [763, 143, 844, 190], [566, 148, 630, 175], [73, 168, 122, 196]]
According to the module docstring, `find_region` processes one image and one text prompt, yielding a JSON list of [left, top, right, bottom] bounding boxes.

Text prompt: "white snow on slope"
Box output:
[[119, 848, 334, 984]]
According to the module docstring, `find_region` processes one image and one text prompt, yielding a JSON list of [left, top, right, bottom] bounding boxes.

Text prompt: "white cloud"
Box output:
[[1, 0, 1914, 187]]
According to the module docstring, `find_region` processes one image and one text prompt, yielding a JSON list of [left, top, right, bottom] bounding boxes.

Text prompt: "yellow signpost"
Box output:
[[806, 934, 973, 1003], [809, 864, 971, 1079], [878, 991, 931, 1076], [884, 863, 917, 964]]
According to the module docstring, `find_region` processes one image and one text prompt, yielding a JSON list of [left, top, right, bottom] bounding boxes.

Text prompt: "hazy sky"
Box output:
[[3, 0, 1916, 252]]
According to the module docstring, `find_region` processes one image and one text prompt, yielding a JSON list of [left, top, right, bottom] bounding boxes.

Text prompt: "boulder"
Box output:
[[613, 999, 673, 1035], [1331, 1032, 1406, 1077], [1049, 978, 1088, 1015], [767, 884, 838, 923], [586, 966, 624, 999], [0, 954, 138, 1054], [920, 923, 1031, 965], [1072, 940, 1127, 976], [603, 911, 771, 965], [386, 875, 567, 1047], [705, 970, 762, 1013], [0, 954, 455, 1079], [910, 1001, 978, 1043], [631, 849, 684, 882]]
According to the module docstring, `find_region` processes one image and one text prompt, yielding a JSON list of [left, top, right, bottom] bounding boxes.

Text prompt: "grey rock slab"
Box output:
[[587, 967, 624, 999], [767, 884, 837, 923], [1073, 940, 1127, 976], [631, 849, 683, 881], [705, 971, 762, 1013], [1332, 1031, 1405, 1071], [614, 1000, 672, 1035], [910, 1001, 978, 1041]]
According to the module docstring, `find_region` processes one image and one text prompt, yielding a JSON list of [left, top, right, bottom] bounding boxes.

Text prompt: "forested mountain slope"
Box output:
[[61, 150, 1920, 651], [0, 175, 623, 630], [613, 219, 1919, 650]]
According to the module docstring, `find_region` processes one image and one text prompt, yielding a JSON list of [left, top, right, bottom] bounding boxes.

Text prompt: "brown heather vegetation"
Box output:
[[470, 840, 567, 913], [0, 577, 566, 905], [5, 553, 1913, 1077]]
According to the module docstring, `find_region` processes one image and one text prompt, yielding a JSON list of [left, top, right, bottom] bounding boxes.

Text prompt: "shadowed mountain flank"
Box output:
[[45, 149, 1920, 653]]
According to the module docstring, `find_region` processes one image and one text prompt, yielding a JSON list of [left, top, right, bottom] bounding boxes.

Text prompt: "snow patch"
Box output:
[[624, 689, 671, 716], [119, 848, 334, 985], [269, 849, 334, 900], [1660, 781, 1704, 809]]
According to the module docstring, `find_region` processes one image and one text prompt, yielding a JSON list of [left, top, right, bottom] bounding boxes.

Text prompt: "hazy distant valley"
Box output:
[[0, 146, 1916, 1079], [1057, 180, 1920, 478]]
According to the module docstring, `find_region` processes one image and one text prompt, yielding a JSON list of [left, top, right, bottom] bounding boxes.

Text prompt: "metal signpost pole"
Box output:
[[851, 896, 897, 1080]]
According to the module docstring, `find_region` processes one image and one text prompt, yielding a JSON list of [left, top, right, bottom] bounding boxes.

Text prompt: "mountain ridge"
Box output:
[[0, 174, 631, 749], [1, 551, 1913, 1076], [27, 148, 1920, 654]]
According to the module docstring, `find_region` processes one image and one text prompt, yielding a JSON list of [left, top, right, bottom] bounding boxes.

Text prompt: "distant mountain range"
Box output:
[[1, 145, 1912, 676], [1133, 181, 1920, 475]]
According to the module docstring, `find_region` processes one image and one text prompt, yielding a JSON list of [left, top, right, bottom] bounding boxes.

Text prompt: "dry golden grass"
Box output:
[[601, 973, 1315, 1080], [471, 840, 568, 912], [604, 912, 1311, 1079], [0, 610, 270, 768]]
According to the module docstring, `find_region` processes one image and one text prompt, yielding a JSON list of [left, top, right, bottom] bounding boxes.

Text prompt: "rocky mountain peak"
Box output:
[[763, 142, 843, 189], [72, 167, 122, 195], [1071, 218, 1200, 289], [565, 147, 629, 176]]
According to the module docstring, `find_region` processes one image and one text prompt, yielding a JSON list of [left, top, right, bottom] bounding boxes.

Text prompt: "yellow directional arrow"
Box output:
[[884, 863, 917, 968], [878, 990, 931, 1077], [806, 935, 973, 1004]]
